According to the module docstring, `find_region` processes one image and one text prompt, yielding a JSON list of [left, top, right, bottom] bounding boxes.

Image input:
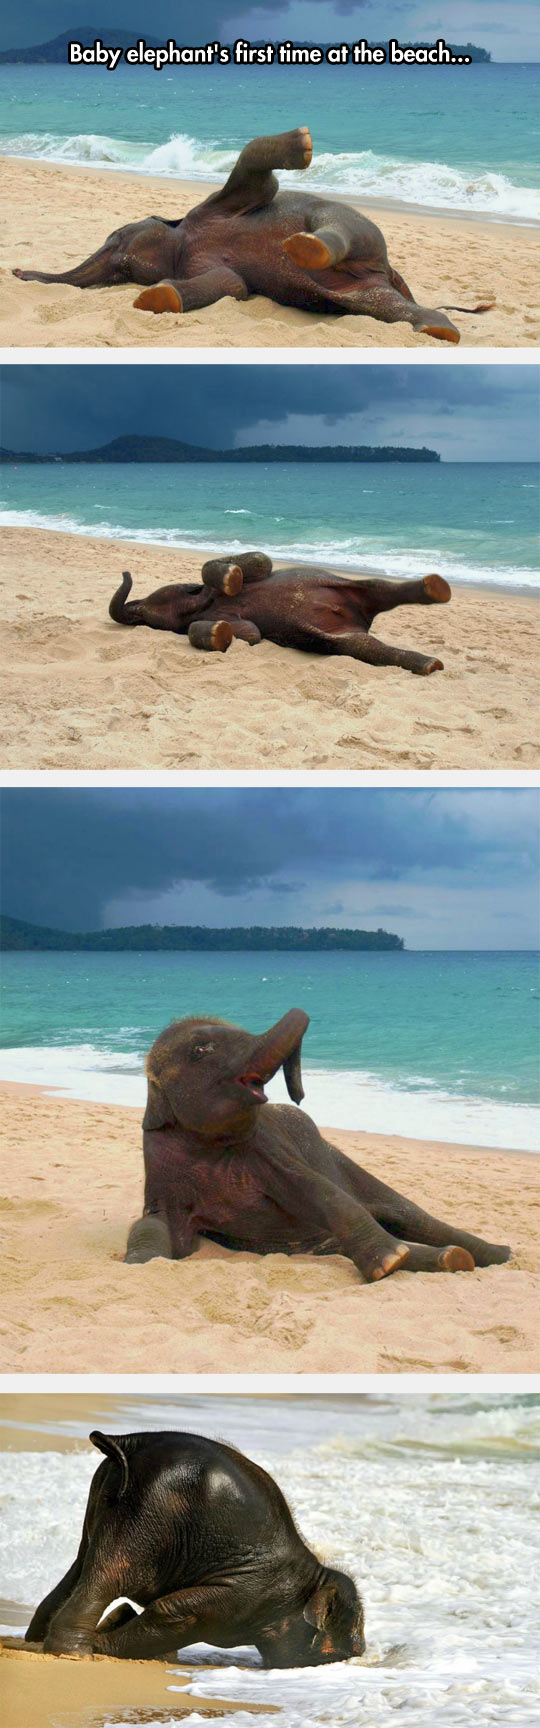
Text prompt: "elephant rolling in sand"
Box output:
[[25, 1428, 365, 1664], [13, 127, 494, 343], [110, 549, 453, 676], [125, 1009, 511, 1282]]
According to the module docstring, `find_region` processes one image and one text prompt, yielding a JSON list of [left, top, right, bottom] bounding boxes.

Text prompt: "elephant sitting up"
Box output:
[[125, 1008, 511, 1283]]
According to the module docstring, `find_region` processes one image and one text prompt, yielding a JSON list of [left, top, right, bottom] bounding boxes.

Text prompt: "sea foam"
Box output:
[[2, 128, 539, 220]]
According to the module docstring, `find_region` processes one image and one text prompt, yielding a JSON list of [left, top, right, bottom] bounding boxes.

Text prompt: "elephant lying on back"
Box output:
[[13, 127, 494, 342], [125, 1009, 511, 1282], [26, 1428, 365, 1664], [110, 549, 454, 676]]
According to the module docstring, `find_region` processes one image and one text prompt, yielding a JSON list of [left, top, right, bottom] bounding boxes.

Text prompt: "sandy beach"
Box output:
[[1, 525, 538, 770], [0, 1640, 271, 1725], [2, 156, 539, 349], [0, 1084, 537, 1375]]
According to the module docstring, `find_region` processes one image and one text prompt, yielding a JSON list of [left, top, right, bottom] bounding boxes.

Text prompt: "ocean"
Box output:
[[1, 1393, 539, 1727], [1, 949, 538, 1150], [1, 61, 539, 221], [2, 461, 539, 592]]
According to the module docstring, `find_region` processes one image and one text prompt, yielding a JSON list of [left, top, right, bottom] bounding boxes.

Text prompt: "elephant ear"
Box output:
[[303, 1582, 337, 1630], [142, 1073, 174, 1131]]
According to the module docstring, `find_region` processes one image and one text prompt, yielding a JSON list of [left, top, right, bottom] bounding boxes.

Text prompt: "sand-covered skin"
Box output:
[[0, 1641, 272, 1725], [2, 156, 539, 350], [1, 526, 538, 770], [1, 1086, 537, 1376]]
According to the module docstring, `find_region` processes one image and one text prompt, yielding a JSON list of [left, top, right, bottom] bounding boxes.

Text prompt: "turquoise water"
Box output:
[[1, 950, 538, 1147], [2, 461, 539, 589], [1, 61, 539, 219]]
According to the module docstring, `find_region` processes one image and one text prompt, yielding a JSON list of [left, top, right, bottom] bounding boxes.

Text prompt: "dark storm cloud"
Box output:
[[1, 365, 538, 458], [0, 3, 387, 54], [1, 1, 536, 55], [1, 789, 537, 931]]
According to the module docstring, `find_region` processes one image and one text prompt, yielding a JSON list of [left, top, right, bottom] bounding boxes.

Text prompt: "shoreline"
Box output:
[[2, 518, 539, 598], [1, 524, 539, 769], [1, 1083, 538, 1374], [2, 155, 538, 348], [0, 1069, 537, 1157], [4, 150, 539, 228], [0, 1641, 272, 1724]]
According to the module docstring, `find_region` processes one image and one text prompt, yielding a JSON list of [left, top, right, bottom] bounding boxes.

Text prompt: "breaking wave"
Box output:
[[2, 506, 538, 592], [2, 128, 539, 220]]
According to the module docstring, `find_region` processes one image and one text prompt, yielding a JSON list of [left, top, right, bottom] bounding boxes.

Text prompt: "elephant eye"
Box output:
[[190, 1041, 215, 1060]]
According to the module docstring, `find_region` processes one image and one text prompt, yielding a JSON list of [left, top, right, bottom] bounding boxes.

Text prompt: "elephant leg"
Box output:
[[188, 619, 234, 651], [134, 266, 248, 315], [403, 1241, 475, 1273], [342, 279, 461, 343], [201, 556, 244, 597], [44, 1568, 116, 1654], [230, 620, 262, 644], [343, 1165, 511, 1267], [26, 1554, 87, 1644], [208, 127, 312, 214], [125, 1212, 173, 1264], [359, 574, 451, 627], [377, 1194, 511, 1267], [321, 627, 444, 676], [389, 265, 415, 301], [236, 552, 273, 583], [283, 224, 352, 270], [94, 1582, 240, 1661]]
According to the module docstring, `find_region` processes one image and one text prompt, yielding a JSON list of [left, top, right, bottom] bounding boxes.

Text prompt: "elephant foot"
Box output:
[[125, 1215, 172, 1263], [365, 1240, 410, 1282], [44, 1630, 94, 1655], [283, 231, 331, 270], [282, 126, 313, 170], [469, 1241, 512, 1268], [134, 282, 182, 314], [438, 1245, 475, 1272], [413, 656, 444, 675], [188, 619, 234, 652], [422, 574, 451, 604], [420, 322, 460, 344]]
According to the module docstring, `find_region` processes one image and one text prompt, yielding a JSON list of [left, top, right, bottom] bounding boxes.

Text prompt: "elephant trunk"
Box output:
[[243, 1008, 309, 1103]]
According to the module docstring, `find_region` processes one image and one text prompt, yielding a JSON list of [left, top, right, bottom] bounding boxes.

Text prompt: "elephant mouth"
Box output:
[[234, 1070, 269, 1105]]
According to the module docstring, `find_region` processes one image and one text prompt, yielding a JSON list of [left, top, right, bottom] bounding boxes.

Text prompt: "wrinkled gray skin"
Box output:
[[13, 128, 494, 342], [125, 1009, 511, 1282], [25, 1429, 366, 1666]]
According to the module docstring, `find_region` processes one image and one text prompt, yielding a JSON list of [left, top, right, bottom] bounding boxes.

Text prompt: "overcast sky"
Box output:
[[2, 365, 538, 462], [2, 790, 539, 950], [1, 2, 538, 59]]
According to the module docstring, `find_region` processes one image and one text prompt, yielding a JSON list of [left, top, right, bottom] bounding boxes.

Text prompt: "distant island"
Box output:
[[0, 29, 491, 63], [1, 916, 404, 952], [0, 435, 441, 465]]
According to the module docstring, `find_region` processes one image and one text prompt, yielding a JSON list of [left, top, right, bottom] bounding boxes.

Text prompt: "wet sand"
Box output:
[[1, 1085, 537, 1375], [1, 1641, 272, 1726], [2, 155, 539, 349], [2, 526, 538, 771]]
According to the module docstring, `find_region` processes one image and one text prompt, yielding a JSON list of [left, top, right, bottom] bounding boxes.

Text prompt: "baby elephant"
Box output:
[[125, 1009, 511, 1283], [25, 1428, 365, 1666], [13, 126, 494, 342], [110, 550, 453, 677]]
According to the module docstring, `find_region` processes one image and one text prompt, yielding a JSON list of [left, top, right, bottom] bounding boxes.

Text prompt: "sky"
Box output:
[[1, 1, 538, 60], [2, 366, 539, 462], [2, 789, 539, 950]]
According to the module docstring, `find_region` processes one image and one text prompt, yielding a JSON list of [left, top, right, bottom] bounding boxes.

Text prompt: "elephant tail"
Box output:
[[109, 570, 142, 625], [90, 1430, 130, 1497], [441, 298, 496, 315]]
